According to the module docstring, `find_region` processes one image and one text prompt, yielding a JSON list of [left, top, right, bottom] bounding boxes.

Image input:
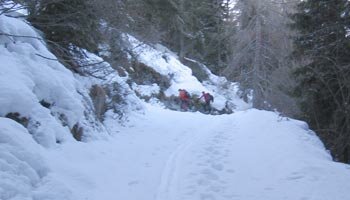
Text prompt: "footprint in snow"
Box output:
[[209, 150, 221, 156], [197, 178, 211, 186], [206, 159, 223, 166], [187, 172, 198, 178], [184, 190, 196, 196], [201, 169, 219, 180], [222, 194, 241, 199], [205, 147, 215, 153], [308, 175, 319, 181], [184, 185, 197, 196], [186, 185, 197, 190], [226, 169, 235, 173], [200, 193, 216, 200], [286, 172, 305, 180], [286, 175, 305, 180], [211, 163, 224, 171], [128, 180, 139, 186], [208, 185, 225, 193], [144, 162, 151, 167]]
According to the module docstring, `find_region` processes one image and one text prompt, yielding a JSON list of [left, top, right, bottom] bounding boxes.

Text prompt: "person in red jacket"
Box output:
[[178, 89, 190, 111]]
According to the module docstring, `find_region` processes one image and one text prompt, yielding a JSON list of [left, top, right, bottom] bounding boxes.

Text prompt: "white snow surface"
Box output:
[[1, 11, 350, 200], [0, 14, 87, 147], [0, 118, 72, 200], [0, 1, 28, 17], [42, 106, 350, 200], [127, 35, 203, 94]]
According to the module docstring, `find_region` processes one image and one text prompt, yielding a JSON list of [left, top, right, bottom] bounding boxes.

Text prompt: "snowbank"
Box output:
[[0, 10, 143, 199], [0, 14, 86, 146], [0, 118, 72, 200], [0, 13, 123, 146], [0, 10, 144, 200]]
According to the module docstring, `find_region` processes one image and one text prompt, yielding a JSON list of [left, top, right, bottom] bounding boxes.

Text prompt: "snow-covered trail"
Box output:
[[158, 110, 350, 200], [46, 105, 350, 200], [45, 105, 216, 200]]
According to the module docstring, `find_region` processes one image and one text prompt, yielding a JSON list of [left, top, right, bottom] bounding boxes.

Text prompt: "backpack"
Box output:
[[208, 94, 214, 102], [185, 91, 191, 99]]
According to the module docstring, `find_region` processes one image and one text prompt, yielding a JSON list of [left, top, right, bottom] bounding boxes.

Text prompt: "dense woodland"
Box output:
[[1, 0, 350, 163]]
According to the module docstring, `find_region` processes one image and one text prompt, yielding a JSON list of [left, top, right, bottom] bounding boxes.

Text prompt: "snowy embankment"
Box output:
[[0, 9, 137, 199], [0, 8, 143, 199], [0, 119, 71, 199], [0, 13, 89, 199]]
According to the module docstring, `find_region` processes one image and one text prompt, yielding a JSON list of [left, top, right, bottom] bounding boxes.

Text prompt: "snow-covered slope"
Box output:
[[0, 12, 110, 199], [125, 35, 250, 111], [0, 118, 72, 199]]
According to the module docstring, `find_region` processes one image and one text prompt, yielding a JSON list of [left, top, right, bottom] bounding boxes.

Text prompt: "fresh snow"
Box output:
[[1, 8, 350, 200], [0, 118, 72, 200], [0, 14, 86, 147], [41, 106, 350, 200]]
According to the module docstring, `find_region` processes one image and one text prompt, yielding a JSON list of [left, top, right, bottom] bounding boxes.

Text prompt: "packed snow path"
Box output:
[[47, 106, 350, 200]]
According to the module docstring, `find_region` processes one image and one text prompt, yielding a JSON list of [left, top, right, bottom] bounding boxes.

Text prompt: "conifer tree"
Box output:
[[292, 0, 350, 163], [180, 0, 231, 72], [224, 0, 296, 110], [28, 0, 101, 53], [128, 0, 231, 73]]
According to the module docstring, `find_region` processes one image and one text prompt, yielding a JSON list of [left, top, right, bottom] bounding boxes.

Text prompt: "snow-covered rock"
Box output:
[[0, 14, 86, 147], [0, 118, 72, 200]]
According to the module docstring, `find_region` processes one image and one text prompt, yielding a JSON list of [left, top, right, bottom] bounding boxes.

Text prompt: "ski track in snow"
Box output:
[[155, 123, 221, 200], [155, 131, 195, 200], [156, 117, 238, 200]]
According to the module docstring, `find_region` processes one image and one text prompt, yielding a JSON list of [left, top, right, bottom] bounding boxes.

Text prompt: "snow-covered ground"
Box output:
[[39, 105, 350, 200], [3, 101, 350, 199], [1, 6, 350, 200]]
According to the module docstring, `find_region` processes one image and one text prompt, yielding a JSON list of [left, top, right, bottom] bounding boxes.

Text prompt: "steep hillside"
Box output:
[[124, 35, 250, 112]]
